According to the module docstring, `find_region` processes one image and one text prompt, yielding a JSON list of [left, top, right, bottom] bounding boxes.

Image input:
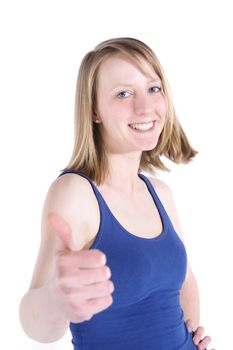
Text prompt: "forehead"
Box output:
[[97, 53, 160, 87]]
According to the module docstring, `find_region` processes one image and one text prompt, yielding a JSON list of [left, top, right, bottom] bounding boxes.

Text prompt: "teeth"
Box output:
[[129, 121, 154, 131]]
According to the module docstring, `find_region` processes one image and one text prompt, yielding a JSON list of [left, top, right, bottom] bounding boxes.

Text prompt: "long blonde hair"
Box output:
[[64, 37, 197, 185]]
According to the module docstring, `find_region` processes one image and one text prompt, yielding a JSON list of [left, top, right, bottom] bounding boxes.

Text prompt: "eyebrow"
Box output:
[[110, 78, 161, 90]]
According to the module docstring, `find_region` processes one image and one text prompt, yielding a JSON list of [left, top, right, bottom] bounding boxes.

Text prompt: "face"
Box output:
[[95, 54, 168, 154]]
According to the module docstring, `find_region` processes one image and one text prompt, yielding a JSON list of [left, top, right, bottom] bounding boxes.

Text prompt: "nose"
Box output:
[[134, 93, 154, 117]]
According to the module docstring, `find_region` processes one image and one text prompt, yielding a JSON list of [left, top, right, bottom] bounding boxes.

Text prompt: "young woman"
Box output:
[[19, 37, 215, 350]]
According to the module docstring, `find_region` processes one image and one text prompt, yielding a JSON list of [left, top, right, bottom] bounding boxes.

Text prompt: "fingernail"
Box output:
[[101, 253, 107, 264]]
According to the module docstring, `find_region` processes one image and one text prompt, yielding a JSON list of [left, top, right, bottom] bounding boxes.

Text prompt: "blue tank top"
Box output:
[[58, 170, 201, 350]]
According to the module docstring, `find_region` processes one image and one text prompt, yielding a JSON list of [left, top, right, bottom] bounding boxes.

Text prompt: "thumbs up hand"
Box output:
[[47, 212, 114, 323]]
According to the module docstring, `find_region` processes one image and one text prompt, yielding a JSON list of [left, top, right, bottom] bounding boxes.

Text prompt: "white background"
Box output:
[[0, 1, 232, 349]]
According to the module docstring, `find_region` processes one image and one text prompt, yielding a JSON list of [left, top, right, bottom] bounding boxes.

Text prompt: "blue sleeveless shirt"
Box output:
[[58, 170, 200, 350]]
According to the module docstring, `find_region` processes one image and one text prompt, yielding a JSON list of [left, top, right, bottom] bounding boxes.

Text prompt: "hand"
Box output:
[[186, 319, 216, 350], [47, 212, 114, 323]]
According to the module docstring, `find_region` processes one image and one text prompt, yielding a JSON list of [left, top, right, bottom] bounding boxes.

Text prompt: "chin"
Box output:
[[140, 139, 159, 151], [142, 145, 157, 152]]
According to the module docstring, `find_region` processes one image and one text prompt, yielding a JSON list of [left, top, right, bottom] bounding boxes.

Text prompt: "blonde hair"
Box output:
[[64, 37, 197, 185]]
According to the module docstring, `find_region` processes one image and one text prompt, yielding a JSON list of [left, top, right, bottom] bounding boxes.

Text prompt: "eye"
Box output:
[[149, 86, 162, 93], [117, 91, 132, 99]]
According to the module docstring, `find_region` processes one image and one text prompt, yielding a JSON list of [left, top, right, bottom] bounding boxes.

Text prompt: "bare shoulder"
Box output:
[[29, 173, 98, 290], [42, 173, 98, 247], [46, 172, 94, 216], [148, 177, 173, 199], [148, 176, 184, 242]]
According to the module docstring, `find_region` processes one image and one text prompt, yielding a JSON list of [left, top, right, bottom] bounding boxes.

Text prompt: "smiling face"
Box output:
[[95, 54, 168, 155]]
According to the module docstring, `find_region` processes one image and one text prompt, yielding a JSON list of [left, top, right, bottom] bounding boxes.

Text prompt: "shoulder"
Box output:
[[147, 177, 176, 211], [147, 176, 185, 242], [29, 173, 99, 290], [147, 177, 175, 214], [42, 173, 98, 249], [48, 172, 92, 203], [148, 176, 173, 200], [46, 173, 94, 222]]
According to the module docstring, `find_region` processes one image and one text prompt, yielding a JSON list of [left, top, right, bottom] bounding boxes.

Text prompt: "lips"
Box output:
[[128, 120, 156, 133], [128, 119, 156, 126]]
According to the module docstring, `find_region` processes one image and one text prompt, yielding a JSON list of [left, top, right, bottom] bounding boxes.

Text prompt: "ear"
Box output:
[[93, 108, 101, 123], [93, 114, 101, 123]]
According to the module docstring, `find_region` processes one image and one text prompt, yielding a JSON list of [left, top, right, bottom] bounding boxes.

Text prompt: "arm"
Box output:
[[180, 262, 200, 329], [19, 285, 69, 343], [19, 174, 92, 342], [149, 178, 200, 328]]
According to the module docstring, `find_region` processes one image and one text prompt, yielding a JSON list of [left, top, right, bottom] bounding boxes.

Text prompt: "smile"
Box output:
[[128, 120, 156, 132]]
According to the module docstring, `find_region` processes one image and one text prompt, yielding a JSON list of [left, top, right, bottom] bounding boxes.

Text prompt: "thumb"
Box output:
[[47, 212, 77, 252], [186, 319, 194, 333]]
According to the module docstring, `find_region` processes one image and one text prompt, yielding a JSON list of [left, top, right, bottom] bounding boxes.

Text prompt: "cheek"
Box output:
[[97, 100, 113, 127], [106, 102, 132, 125], [155, 95, 168, 118], [98, 97, 132, 121], [113, 100, 132, 115], [159, 96, 168, 116]]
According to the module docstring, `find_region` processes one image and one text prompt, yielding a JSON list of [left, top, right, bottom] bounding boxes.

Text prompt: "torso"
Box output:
[[82, 177, 163, 250]]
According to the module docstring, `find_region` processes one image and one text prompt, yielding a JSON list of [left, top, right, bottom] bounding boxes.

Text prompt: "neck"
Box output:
[[101, 151, 143, 197]]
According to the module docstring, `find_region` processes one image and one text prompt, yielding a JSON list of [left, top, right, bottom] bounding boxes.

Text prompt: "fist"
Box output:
[[47, 212, 114, 323]]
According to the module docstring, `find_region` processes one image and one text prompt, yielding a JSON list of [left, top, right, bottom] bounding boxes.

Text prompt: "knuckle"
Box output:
[[70, 299, 84, 315], [100, 280, 114, 293], [106, 295, 113, 304], [101, 266, 111, 279], [93, 295, 113, 310], [106, 280, 114, 293], [94, 250, 106, 265], [107, 280, 114, 292], [101, 295, 113, 309], [58, 278, 77, 295]]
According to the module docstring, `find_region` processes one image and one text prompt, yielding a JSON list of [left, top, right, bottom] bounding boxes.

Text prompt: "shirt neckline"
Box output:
[[92, 172, 168, 242]]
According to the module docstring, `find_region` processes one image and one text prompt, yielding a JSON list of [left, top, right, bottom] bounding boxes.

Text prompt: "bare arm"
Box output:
[[180, 264, 200, 329], [150, 177, 201, 328], [19, 175, 86, 342], [19, 174, 107, 343], [19, 283, 69, 343]]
